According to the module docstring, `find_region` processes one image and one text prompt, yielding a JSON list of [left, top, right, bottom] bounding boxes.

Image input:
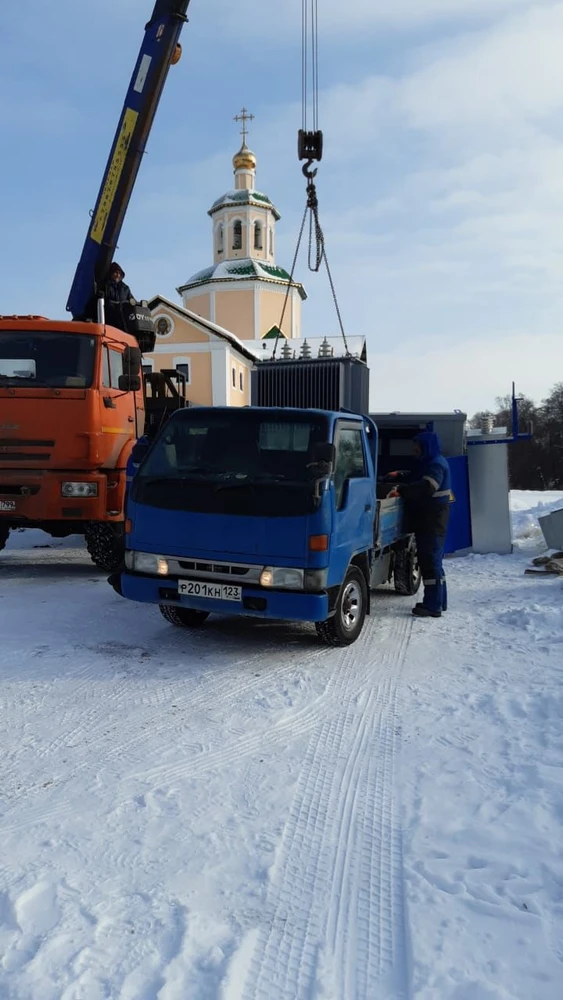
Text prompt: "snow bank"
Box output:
[[510, 490, 563, 551], [6, 527, 84, 551]]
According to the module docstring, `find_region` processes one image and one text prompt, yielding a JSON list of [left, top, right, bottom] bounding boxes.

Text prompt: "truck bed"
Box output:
[[376, 496, 407, 549]]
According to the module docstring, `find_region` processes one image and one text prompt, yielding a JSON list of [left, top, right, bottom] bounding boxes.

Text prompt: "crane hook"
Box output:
[[302, 160, 318, 180]]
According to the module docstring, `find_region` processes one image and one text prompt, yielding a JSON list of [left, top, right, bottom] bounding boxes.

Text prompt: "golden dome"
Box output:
[[233, 143, 256, 172]]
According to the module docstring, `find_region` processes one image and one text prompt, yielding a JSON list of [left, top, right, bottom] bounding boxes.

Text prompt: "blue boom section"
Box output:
[[67, 0, 191, 320]]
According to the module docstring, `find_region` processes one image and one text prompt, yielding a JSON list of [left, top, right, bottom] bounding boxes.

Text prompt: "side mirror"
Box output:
[[122, 345, 142, 377], [131, 440, 150, 465], [118, 374, 142, 392]]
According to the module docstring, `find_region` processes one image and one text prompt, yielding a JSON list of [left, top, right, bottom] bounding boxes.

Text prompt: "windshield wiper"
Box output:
[[0, 374, 52, 387]]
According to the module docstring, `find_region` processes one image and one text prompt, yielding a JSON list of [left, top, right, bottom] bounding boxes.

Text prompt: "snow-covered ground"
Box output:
[[1, 492, 562, 1000]]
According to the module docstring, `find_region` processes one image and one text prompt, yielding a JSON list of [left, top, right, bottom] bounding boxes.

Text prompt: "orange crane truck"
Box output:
[[0, 1, 191, 569]]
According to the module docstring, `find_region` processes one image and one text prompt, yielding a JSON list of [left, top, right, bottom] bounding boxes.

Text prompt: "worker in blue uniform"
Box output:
[[388, 431, 452, 618]]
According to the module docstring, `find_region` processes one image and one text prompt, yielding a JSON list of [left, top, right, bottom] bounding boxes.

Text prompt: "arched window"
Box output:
[[269, 228, 274, 255], [217, 223, 224, 253], [232, 220, 242, 250], [254, 221, 263, 250]]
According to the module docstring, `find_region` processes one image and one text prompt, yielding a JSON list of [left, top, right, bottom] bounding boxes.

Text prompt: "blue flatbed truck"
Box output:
[[111, 405, 421, 645]]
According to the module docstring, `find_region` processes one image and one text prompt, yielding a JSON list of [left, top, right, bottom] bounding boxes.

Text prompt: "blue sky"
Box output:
[[1, 0, 562, 414]]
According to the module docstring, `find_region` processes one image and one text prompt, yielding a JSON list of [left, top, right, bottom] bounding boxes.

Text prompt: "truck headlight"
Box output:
[[61, 482, 98, 498], [259, 567, 305, 589], [125, 550, 169, 575]]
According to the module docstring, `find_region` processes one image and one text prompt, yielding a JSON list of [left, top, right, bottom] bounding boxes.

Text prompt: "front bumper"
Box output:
[[0, 470, 123, 523], [119, 572, 330, 623]]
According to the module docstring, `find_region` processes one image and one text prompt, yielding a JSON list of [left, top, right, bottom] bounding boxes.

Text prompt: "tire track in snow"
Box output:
[[0, 632, 328, 835], [33, 632, 323, 765], [230, 614, 412, 1000], [0, 607, 412, 858], [132, 613, 410, 786]]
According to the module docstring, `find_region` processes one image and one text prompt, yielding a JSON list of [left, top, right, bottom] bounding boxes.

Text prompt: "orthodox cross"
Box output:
[[234, 107, 254, 145]]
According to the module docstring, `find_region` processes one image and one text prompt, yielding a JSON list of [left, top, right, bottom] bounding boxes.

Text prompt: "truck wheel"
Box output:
[[159, 604, 210, 628], [85, 522, 125, 572], [315, 566, 367, 647], [0, 523, 10, 552], [394, 539, 421, 595]]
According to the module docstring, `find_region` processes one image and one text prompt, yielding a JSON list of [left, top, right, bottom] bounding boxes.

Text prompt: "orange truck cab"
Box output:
[[0, 0, 192, 567], [0, 317, 144, 567]]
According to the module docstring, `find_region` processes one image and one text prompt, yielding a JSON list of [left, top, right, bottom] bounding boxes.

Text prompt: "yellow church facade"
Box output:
[[146, 111, 307, 404]]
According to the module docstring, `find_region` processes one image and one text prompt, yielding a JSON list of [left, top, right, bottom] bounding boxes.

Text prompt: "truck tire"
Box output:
[[159, 604, 209, 628], [85, 522, 125, 572], [393, 538, 421, 596], [316, 566, 367, 647], [0, 522, 10, 552]]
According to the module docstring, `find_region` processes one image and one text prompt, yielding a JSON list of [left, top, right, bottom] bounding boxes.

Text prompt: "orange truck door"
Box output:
[[98, 343, 138, 471]]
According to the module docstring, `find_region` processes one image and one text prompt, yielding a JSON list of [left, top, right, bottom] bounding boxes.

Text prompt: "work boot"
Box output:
[[414, 601, 446, 613], [412, 605, 441, 618]]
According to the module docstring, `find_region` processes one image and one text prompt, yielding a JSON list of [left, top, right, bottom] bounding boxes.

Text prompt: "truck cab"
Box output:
[[0, 317, 143, 565], [116, 405, 419, 645]]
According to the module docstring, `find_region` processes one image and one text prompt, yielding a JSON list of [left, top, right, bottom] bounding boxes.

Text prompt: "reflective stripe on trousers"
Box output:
[[416, 532, 447, 612]]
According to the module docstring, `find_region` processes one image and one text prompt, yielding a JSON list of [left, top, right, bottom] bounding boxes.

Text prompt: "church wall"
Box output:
[[152, 311, 210, 345], [149, 348, 213, 407], [259, 287, 300, 339], [215, 288, 254, 340], [181, 292, 210, 320], [226, 352, 253, 407]]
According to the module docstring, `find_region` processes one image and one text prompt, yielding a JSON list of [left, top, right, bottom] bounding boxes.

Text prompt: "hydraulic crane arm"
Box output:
[[67, 0, 191, 321]]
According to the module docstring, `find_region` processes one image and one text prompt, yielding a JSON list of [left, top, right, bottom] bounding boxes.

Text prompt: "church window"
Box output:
[[232, 220, 242, 250], [232, 366, 236, 387], [239, 371, 244, 391], [217, 224, 224, 253], [173, 357, 191, 385], [269, 228, 274, 255], [254, 221, 263, 250]]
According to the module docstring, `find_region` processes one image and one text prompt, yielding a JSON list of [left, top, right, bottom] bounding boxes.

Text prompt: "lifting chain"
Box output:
[[272, 0, 349, 360]]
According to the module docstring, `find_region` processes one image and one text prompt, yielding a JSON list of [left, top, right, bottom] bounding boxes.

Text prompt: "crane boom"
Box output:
[[67, 0, 191, 321]]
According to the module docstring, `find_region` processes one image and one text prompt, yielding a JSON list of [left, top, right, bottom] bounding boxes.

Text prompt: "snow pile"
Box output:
[[510, 489, 563, 551], [0, 491, 562, 999], [6, 527, 84, 552]]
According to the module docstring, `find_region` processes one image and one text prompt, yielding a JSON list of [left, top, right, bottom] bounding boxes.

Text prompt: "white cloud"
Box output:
[[369, 333, 563, 414], [400, 4, 563, 128], [219, 0, 540, 37]]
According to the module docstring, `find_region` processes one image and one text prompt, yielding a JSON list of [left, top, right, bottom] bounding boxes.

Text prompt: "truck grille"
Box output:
[[0, 484, 41, 496], [178, 560, 251, 576], [0, 439, 53, 462], [0, 453, 52, 461], [170, 557, 262, 584], [0, 439, 55, 447]]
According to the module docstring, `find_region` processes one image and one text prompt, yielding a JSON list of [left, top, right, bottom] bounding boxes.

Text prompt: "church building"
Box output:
[[145, 109, 307, 406]]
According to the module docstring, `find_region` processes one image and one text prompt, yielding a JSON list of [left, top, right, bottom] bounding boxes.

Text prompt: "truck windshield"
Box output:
[[134, 409, 330, 517], [0, 332, 96, 388]]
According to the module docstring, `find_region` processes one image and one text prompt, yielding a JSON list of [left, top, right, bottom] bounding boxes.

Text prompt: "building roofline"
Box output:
[[208, 191, 281, 221], [147, 294, 261, 362], [176, 273, 307, 301]]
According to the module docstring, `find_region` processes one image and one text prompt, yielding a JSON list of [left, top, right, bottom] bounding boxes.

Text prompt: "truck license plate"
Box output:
[[178, 579, 242, 602], [0, 500, 16, 511]]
